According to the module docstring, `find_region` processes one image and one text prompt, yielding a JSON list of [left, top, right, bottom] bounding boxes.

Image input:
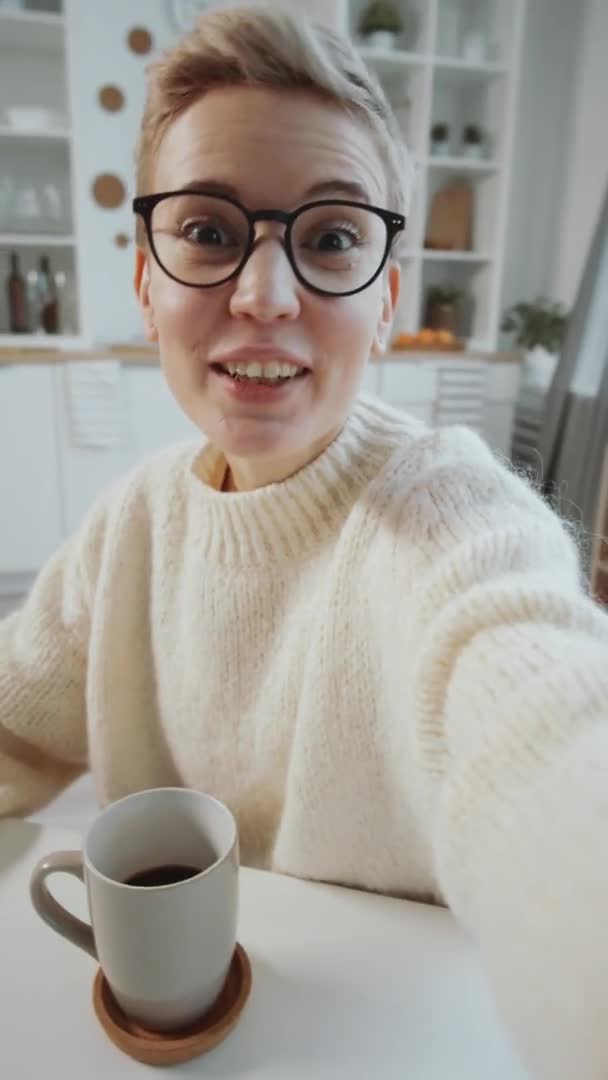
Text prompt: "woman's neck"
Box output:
[[222, 427, 342, 491]]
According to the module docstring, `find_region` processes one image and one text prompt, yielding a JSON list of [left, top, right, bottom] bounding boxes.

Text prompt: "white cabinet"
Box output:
[[339, 0, 526, 352], [483, 358, 521, 456], [53, 363, 135, 535], [55, 364, 199, 533], [0, 7, 80, 345], [376, 355, 520, 452], [379, 359, 437, 426], [124, 368, 199, 459], [0, 365, 64, 578]]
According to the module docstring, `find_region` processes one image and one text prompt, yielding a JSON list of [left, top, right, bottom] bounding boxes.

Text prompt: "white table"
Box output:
[[0, 819, 529, 1078]]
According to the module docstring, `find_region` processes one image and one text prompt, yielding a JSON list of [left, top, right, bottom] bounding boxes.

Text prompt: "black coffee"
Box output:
[[124, 864, 202, 888]]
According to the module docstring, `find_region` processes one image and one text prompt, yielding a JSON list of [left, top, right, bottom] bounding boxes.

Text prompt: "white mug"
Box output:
[[30, 787, 239, 1031]]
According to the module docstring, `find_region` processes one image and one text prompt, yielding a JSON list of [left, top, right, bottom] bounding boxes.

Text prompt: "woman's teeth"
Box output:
[[220, 361, 303, 382]]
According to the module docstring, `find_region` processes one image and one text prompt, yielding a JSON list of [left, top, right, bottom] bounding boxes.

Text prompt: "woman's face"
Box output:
[[135, 86, 400, 488]]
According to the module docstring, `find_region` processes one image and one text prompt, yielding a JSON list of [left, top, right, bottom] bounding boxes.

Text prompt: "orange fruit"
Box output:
[[392, 332, 414, 349], [437, 329, 456, 344], [417, 328, 435, 344]]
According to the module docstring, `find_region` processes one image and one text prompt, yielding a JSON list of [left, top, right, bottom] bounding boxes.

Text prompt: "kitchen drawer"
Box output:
[[0, 365, 64, 574], [485, 361, 522, 401], [380, 360, 437, 403], [360, 362, 382, 396]]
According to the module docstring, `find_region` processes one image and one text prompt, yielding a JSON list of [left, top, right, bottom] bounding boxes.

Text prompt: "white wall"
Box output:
[[500, 0, 583, 321], [65, 0, 174, 345], [552, 0, 608, 308]]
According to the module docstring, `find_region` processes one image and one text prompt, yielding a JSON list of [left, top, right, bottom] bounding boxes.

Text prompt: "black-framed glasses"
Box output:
[[132, 190, 406, 298]]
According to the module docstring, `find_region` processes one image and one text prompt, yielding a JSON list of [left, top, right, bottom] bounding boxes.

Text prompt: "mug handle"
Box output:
[[30, 851, 97, 960]]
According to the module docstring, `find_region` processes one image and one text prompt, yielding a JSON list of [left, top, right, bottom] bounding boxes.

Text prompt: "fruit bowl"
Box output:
[[390, 328, 465, 352]]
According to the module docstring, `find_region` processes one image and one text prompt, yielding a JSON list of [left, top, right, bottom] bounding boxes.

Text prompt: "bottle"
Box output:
[[53, 269, 77, 335], [13, 180, 40, 232], [26, 269, 40, 331], [37, 254, 59, 334], [6, 251, 29, 333]]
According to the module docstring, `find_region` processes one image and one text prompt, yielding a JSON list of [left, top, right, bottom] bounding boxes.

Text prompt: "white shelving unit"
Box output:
[[0, 2, 81, 342], [338, 0, 525, 352]]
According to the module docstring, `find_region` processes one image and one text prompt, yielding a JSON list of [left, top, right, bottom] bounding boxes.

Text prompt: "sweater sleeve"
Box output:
[[0, 499, 107, 819], [406, 430, 608, 1079]]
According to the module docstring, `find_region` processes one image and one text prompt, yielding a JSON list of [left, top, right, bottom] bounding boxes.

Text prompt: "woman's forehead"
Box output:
[[153, 85, 387, 206]]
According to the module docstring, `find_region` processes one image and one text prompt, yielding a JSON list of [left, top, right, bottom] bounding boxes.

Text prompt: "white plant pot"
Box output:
[[431, 139, 451, 158], [522, 346, 558, 390], [462, 143, 484, 160], [364, 30, 398, 51]]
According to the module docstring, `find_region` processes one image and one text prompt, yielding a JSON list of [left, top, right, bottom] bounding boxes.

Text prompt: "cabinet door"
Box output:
[[360, 362, 382, 397], [124, 368, 200, 459], [54, 363, 135, 536], [379, 360, 437, 420], [55, 365, 198, 537], [0, 365, 64, 576]]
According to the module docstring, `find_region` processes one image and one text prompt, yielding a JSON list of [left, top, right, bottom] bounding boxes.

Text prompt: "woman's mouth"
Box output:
[[210, 360, 308, 386]]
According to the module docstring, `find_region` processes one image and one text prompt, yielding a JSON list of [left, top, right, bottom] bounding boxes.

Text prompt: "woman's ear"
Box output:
[[371, 261, 400, 356], [134, 247, 158, 342]]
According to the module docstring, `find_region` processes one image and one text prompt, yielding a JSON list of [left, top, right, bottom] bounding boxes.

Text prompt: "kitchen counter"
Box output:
[[0, 344, 161, 366], [0, 344, 523, 367]]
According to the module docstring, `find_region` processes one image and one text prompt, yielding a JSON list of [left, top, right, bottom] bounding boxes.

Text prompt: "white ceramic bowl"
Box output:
[[6, 106, 68, 132]]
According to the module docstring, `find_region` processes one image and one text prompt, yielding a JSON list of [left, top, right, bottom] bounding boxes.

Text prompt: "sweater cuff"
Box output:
[[440, 720, 608, 1079]]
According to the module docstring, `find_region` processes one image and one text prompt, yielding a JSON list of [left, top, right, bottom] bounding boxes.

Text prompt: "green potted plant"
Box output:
[[430, 122, 451, 157], [502, 297, 569, 387], [502, 298, 568, 353], [425, 285, 471, 336], [461, 124, 484, 160], [358, 0, 403, 50]]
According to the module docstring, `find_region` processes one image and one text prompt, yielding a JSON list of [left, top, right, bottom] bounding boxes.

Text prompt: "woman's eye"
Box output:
[[306, 227, 361, 252], [181, 221, 236, 246]]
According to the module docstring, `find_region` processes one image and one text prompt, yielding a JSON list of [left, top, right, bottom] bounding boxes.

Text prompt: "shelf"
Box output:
[[433, 57, 508, 75], [0, 125, 70, 142], [433, 58, 508, 88], [393, 248, 493, 262], [422, 251, 493, 263], [426, 156, 500, 173], [0, 233, 75, 247], [0, 9, 65, 53], [0, 333, 84, 350], [358, 47, 426, 73]]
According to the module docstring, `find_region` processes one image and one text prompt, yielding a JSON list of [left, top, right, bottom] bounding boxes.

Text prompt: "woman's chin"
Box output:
[[221, 434, 306, 463]]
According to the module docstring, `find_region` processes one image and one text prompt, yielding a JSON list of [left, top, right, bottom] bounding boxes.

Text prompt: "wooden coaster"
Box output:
[[92, 944, 252, 1066]]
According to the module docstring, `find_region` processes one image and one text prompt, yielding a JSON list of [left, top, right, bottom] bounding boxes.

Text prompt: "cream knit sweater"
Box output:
[[2, 395, 608, 1076]]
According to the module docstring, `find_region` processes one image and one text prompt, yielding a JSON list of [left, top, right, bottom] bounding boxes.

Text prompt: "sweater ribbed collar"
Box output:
[[183, 396, 409, 565]]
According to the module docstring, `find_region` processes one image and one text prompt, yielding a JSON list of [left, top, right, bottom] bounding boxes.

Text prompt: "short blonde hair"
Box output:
[[135, 5, 414, 223]]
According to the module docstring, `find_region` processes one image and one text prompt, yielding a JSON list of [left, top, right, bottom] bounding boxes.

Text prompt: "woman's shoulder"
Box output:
[[361, 395, 570, 549]]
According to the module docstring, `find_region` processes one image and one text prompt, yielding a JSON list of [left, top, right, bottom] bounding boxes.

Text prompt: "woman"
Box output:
[[1, 8, 607, 1077]]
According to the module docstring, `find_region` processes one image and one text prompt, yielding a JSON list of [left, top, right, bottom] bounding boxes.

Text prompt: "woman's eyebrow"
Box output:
[[171, 178, 373, 204], [177, 179, 241, 198], [303, 179, 372, 203]]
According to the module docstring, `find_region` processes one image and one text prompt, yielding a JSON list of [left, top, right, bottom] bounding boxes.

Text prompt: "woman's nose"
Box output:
[[229, 234, 301, 322]]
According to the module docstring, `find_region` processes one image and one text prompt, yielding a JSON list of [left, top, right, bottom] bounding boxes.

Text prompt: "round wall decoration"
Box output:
[[127, 26, 154, 55], [98, 85, 125, 113], [92, 173, 126, 210]]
